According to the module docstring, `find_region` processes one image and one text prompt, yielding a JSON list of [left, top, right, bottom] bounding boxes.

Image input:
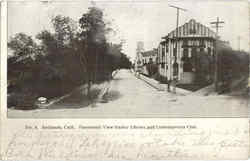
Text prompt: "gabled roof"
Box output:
[[166, 19, 216, 39]]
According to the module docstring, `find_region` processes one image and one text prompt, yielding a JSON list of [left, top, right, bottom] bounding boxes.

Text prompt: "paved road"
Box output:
[[8, 69, 249, 118]]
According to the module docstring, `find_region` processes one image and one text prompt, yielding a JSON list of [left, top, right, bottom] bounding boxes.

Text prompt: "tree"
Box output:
[[120, 53, 132, 69], [78, 7, 112, 97], [196, 51, 213, 84], [52, 15, 77, 47], [8, 9, 131, 106], [8, 33, 38, 58], [36, 16, 85, 94], [8, 33, 39, 88]]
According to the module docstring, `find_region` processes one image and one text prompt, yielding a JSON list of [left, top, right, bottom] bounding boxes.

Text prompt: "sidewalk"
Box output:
[[38, 81, 111, 109], [133, 72, 191, 95]]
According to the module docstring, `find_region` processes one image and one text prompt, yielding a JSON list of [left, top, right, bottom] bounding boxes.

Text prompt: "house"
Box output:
[[136, 46, 158, 75], [157, 19, 217, 84], [141, 49, 157, 65]]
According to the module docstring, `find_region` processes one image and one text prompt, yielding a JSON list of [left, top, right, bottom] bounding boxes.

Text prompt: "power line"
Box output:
[[210, 17, 224, 36]]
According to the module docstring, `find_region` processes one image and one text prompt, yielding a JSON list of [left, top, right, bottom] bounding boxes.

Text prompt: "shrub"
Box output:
[[8, 92, 38, 110]]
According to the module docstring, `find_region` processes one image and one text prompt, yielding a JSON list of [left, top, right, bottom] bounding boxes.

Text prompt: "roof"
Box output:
[[141, 49, 157, 57], [165, 19, 216, 39]]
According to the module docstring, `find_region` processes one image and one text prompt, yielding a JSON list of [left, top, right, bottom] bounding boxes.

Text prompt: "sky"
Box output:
[[8, 0, 250, 60]]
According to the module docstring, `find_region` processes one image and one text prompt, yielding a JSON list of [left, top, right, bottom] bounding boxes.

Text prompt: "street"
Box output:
[[8, 69, 249, 118]]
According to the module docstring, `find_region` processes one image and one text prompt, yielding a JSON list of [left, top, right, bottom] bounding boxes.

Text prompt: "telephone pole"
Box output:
[[169, 5, 187, 93], [210, 17, 224, 92], [169, 5, 187, 63]]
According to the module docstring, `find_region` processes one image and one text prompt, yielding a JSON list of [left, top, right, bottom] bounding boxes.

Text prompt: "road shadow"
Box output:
[[47, 87, 122, 109], [47, 88, 101, 109], [102, 90, 122, 102], [112, 77, 124, 81]]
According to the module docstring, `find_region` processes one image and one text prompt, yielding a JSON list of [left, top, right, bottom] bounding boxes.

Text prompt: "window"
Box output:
[[161, 63, 164, 68], [200, 39, 205, 47], [149, 58, 153, 64], [162, 46, 165, 57], [191, 48, 196, 58], [183, 48, 189, 58], [165, 45, 169, 53], [173, 48, 177, 57], [208, 47, 211, 55], [182, 40, 188, 47], [190, 22, 196, 34], [173, 62, 179, 76]]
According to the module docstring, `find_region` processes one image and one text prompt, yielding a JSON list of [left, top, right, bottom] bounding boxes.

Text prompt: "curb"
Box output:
[[134, 73, 191, 95], [135, 74, 164, 91]]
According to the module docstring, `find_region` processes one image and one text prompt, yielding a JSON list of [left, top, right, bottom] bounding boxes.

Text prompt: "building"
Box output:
[[141, 49, 158, 65], [157, 19, 217, 84], [135, 41, 144, 72], [139, 49, 158, 75]]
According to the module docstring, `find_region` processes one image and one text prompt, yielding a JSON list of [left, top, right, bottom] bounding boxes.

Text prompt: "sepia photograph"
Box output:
[[6, 0, 250, 118], [1, 1, 250, 160]]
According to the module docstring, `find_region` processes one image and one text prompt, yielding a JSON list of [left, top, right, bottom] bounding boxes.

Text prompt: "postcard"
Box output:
[[1, 0, 249, 160]]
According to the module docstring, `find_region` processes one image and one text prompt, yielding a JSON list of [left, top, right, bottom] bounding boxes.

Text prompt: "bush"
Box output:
[[219, 49, 249, 81], [8, 92, 38, 110]]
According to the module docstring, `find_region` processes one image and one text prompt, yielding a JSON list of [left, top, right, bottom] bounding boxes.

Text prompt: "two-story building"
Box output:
[[157, 19, 217, 84]]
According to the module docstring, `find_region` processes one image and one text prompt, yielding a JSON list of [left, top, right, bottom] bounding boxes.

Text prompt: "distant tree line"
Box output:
[[8, 7, 132, 107]]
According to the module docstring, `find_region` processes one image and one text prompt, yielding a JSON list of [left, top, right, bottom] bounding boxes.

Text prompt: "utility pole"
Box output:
[[169, 5, 187, 93], [210, 17, 224, 92]]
